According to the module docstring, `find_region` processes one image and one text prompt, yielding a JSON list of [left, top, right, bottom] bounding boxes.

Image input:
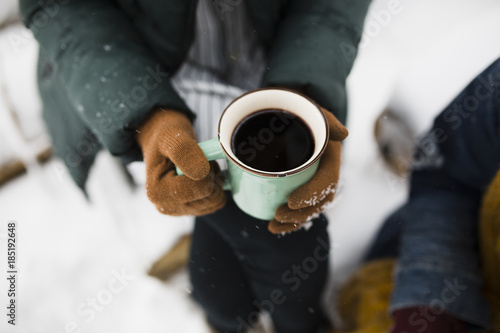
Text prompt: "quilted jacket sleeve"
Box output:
[[19, 0, 192, 162], [262, 0, 371, 124]]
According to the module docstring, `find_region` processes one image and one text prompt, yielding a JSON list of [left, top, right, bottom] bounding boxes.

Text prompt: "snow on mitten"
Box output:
[[268, 107, 347, 234]]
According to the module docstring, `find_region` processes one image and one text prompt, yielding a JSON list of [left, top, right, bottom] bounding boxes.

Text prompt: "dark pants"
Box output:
[[189, 194, 330, 333]]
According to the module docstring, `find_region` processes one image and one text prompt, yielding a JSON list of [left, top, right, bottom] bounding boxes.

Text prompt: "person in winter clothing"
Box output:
[[384, 57, 499, 332], [342, 57, 500, 333], [19, 1, 371, 332]]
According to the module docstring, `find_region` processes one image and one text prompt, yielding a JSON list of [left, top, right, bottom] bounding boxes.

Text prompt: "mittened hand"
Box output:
[[268, 107, 347, 234], [137, 109, 226, 216]]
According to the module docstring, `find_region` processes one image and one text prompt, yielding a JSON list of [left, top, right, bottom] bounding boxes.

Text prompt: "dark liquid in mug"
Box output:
[[231, 109, 315, 172]]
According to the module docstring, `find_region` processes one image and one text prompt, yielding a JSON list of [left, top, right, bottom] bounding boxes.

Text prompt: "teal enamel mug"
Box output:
[[177, 88, 329, 220]]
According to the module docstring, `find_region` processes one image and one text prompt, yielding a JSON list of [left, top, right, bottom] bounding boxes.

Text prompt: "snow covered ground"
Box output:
[[0, 0, 499, 332]]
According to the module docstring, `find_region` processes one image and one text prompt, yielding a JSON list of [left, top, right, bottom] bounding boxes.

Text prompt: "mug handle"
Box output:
[[175, 137, 231, 191]]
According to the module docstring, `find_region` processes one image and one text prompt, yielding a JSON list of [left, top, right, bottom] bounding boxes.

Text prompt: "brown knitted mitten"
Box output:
[[268, 107, 347, 234], [137, 109, 226, 216]]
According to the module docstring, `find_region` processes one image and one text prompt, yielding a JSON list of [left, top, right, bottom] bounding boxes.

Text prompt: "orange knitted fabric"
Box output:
[[137, 109, 226, 216]]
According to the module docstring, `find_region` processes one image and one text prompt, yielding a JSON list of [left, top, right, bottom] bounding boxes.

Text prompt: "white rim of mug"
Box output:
[[217, 87, 329, 178]]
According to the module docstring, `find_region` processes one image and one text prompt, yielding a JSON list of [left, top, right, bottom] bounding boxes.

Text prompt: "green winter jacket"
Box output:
[[20, 0, 371, 190]]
